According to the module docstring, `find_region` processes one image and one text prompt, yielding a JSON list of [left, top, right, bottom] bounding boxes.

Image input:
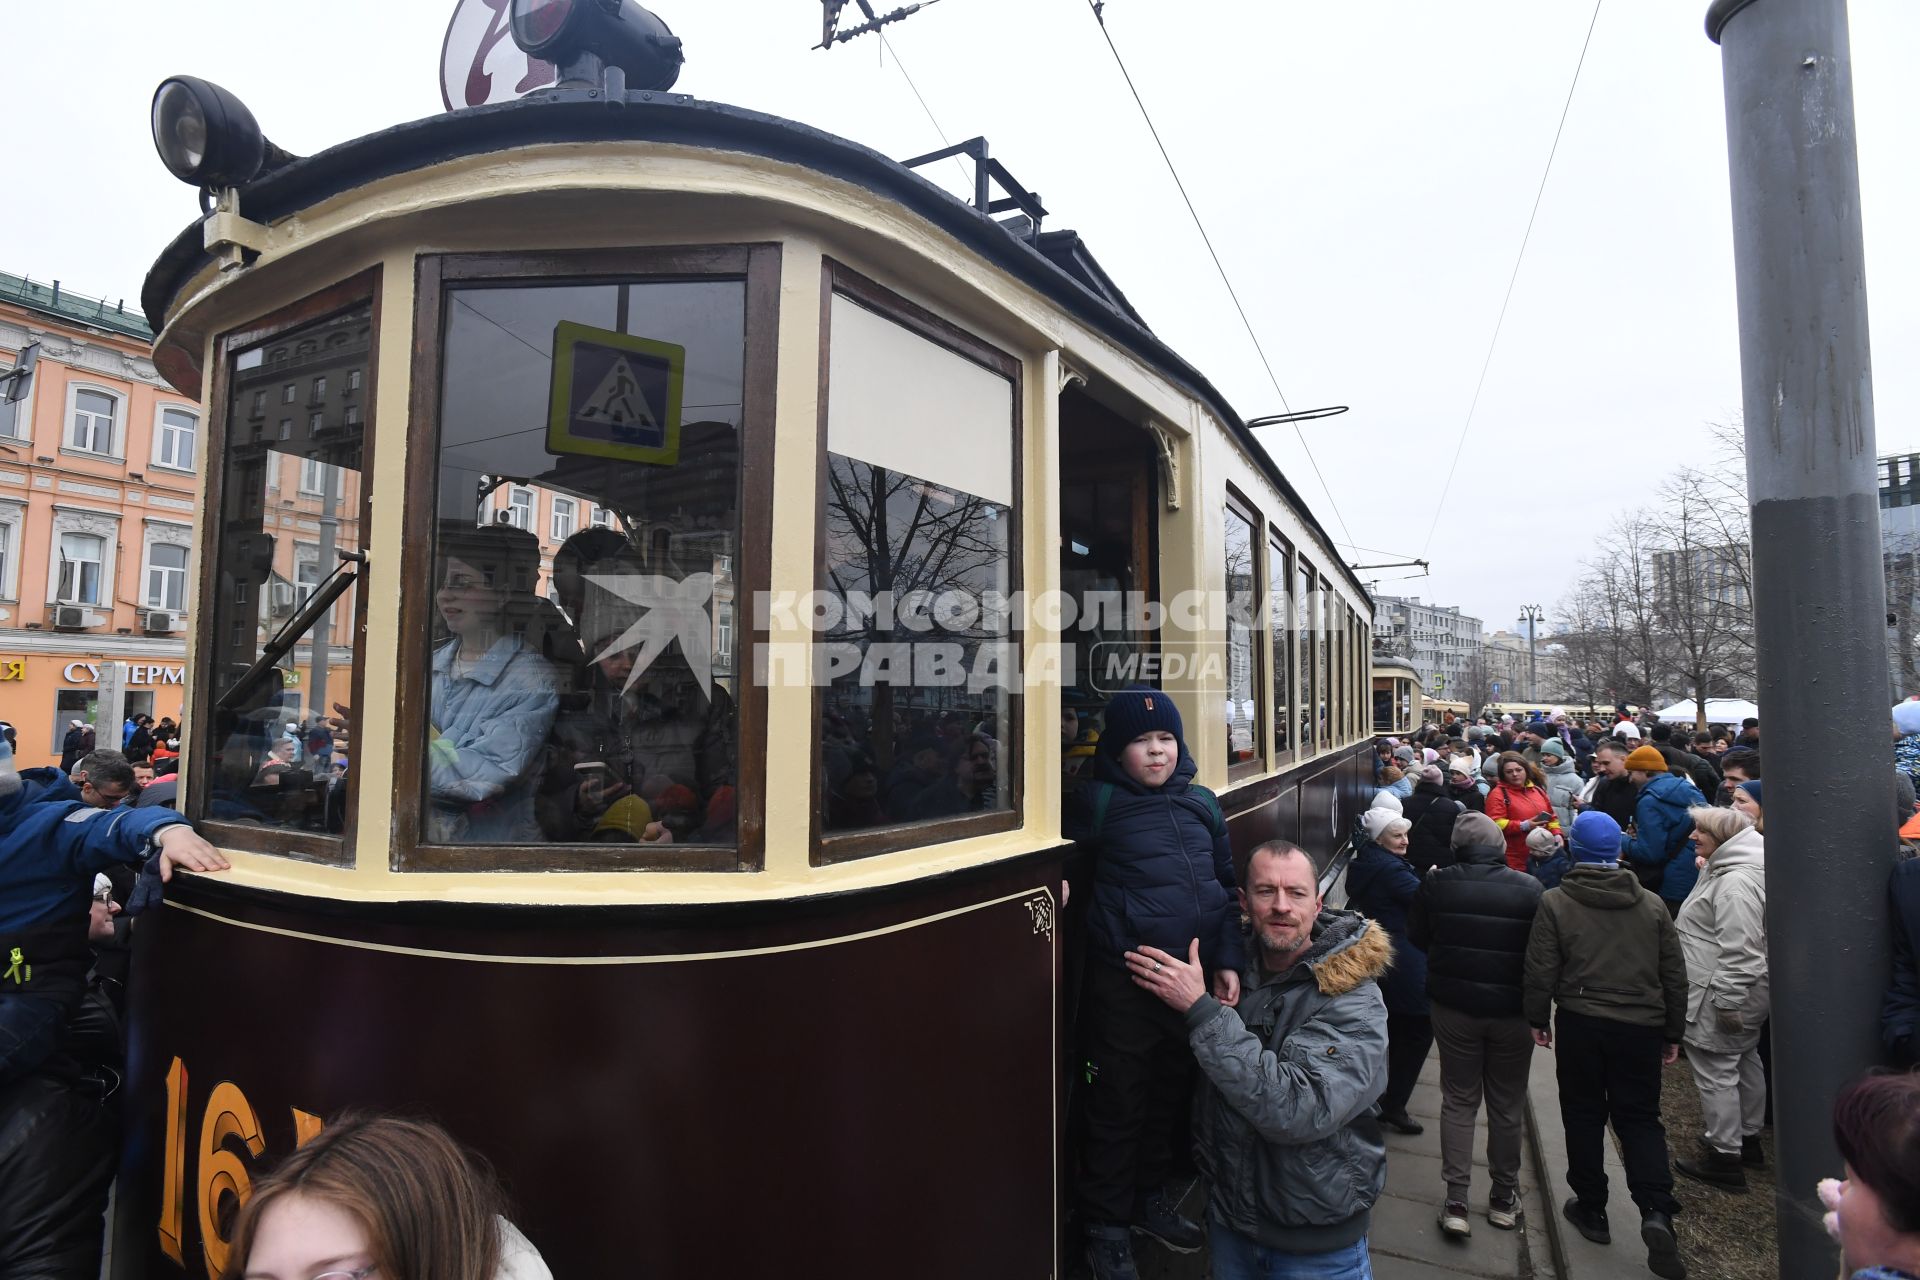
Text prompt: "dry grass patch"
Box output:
[[1657, 1058, 1778, 1280]]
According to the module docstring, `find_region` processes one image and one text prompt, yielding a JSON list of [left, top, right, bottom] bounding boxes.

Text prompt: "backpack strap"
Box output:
[[1088, 781, 1115, 841], [1186, 785, 1228, 840]]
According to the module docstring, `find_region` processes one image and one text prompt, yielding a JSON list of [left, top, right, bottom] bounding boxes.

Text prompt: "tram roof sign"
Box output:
[[440, 0, 558, 111], [547, 321, 684, 466]]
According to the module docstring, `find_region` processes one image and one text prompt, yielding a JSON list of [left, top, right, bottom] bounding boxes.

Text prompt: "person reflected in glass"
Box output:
[[909, 733, 1000, 820], [539, 587, 735, 844], [428, 525, 561, 843]]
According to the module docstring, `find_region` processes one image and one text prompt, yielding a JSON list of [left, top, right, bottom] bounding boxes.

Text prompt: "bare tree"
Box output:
[[1647, 470, 1755, 729], [1553, 583, 1612, 709]]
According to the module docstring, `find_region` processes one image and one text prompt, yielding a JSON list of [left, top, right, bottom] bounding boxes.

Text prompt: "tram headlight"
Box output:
[[150, 77, 287, 189], [509, 0, 684, 92]]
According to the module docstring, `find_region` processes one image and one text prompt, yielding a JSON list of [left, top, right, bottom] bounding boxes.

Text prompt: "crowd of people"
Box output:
[[1340, 702, 1920, 1279]]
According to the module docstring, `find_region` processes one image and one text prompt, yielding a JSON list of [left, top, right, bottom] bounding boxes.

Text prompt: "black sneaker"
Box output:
[[1741, 1135, 1767, 1168], [1132, 1188, 1204, 1254], [1084, 1224, 1140, 1280], [1562, 1197, 1611, 1245], [1379, 1108, 1425, 1135], [1641, 1210, 1686, 1280]]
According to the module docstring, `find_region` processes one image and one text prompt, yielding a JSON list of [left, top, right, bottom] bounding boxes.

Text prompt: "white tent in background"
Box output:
[[1651, 698, 1759, 725]]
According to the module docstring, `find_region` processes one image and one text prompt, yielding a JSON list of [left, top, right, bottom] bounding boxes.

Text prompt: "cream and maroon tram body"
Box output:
[[122, 15, 1379, 1276]]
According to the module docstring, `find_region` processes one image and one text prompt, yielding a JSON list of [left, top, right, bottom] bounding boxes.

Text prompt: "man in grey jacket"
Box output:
[[1127, 840, 1391, 1279]]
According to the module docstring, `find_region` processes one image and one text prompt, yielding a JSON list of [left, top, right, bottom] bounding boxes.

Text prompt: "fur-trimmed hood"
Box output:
[[1253, 907, 1393, 997]]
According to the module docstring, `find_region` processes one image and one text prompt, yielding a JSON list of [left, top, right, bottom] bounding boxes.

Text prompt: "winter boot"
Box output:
[[1132, 1188, 1204, 1254], [1379, 1108, 1424, 1135], [1741, 1134, 1767, 1168], [1640, 1209, 1686, 1280], [1675, 1144, 1748, 1193]]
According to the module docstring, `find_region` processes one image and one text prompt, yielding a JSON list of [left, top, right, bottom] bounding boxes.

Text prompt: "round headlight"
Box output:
[[149, 76, 266, 189], [511, 0, 578, 53]]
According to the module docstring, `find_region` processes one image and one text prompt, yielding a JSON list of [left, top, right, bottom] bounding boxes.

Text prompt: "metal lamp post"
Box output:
[[1520, 603, 1545, 703], [1708, 1, 1890, 1273]]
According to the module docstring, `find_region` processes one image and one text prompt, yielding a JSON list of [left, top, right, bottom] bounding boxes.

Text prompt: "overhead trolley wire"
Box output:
[[879, 33, 974, 188], [1419, 0, 1605, 558], [1083, 1, 1355, 549]]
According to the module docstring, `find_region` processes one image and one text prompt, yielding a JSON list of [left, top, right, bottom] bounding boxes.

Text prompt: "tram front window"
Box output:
[[197, 301, 370, 849], [424, 276, 743, 849]]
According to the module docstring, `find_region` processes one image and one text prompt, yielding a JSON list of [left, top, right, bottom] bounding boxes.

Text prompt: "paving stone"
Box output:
[[1369, 1191, 1528, 1275]]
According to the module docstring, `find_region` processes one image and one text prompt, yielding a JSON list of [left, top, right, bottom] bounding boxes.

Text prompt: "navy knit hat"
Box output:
[[1568, 810, 1623, 864], [1738, 779, 1763, 808], [1099, 686, 1185, 756]]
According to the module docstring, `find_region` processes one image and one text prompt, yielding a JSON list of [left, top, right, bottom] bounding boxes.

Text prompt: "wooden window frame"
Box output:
[[1320, 575, 1334, 750], [186, 268, 381, 866], [1296, 555, 1318, 759], [394, 244, 779, 873], [811, 260, 1025, 866], [1268, 529, 1295, 768], [1224, 487, 1265, 783]]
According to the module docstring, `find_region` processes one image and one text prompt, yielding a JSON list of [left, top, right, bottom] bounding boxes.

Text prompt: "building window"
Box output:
[[56, 532, 106, 604], [346, 368, 362, 392], [250, 389, 266, 418], [550, 496, 577, 543], [505, 485, 535, 532], [590, 505, 614, 529], [154, 406, 197, 470], [145, 542, 190, 610], [715, 600, 734, 662], [344, 404, 362, 426], [309, 412, 324, 435], [0, 366, 20, 440], [282, 383, 297, 404], [310, 375, 328, 403], [0, 519, 11, 597], [299, 456, 327, 495], [66, 388, 118, 455]]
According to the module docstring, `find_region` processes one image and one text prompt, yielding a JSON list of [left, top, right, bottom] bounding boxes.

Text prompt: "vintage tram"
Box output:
[[120, 5, 1381, 1274]]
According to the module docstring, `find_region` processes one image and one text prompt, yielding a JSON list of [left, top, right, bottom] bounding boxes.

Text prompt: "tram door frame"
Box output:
[[1058, 386, 1161, 703]]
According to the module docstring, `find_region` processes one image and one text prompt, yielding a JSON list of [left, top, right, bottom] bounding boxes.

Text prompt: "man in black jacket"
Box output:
[[1584, 742, 1639, 827], [1650, 725, 1720, 800], [1409, 812, 1543, 1241], [1403, 765, 1465, 873]]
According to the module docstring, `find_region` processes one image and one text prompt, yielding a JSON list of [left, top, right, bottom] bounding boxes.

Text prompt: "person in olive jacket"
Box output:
[[1523, 810, 1688, 1280], [1409, 812, 1543, 1241]]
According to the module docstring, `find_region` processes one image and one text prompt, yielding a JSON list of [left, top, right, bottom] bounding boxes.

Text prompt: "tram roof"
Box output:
[[142, 91, 1368, 606]]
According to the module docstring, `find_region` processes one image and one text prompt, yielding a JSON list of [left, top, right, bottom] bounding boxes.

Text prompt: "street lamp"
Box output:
[[1520, 603, 1545, 703]]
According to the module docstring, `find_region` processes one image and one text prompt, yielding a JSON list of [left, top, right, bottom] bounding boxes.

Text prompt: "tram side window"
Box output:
[[1296, 557, 1315, 756], [1224, 499, 1260, 776], [197, 302, 370, 848], [1317, 577, 1332, 749], [425, 278, 744, 848], [1268, 532, 1291, 760], [818, 289, 1016, 842]]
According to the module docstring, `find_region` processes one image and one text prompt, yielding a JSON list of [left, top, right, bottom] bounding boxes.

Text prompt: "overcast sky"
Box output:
[[4, 0, 1914, 634]]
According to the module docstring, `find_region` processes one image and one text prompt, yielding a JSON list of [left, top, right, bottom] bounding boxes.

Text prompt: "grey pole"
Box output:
[[1708, 1, 1889, 1272]]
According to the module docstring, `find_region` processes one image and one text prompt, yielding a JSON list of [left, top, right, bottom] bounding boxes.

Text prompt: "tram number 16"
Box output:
[[158, 1057, 324, 1274]]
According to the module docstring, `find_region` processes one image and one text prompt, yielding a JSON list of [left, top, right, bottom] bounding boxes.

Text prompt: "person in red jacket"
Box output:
[[1485, 752, 1562, 872]]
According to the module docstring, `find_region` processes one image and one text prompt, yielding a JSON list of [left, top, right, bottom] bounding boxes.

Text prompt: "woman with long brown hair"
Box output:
[[221, 1114, 549, 1280], [1484, 752, 1562, 873]]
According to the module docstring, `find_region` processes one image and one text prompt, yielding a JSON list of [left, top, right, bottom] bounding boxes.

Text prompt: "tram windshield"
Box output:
[[198, 303, 370, 841], [423, 277, 743, 849]]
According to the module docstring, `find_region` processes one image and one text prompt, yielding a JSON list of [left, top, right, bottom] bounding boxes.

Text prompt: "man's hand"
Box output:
[[1212, 968, 1241, 1008], [1532, 1027, 1553, 1049], [1125, 938, 1207, 1013], [153, 825, 231, 881], [1661, 1042, 1680, 1066]]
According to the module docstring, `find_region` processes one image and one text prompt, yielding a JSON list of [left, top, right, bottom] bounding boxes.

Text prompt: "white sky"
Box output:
[[3, 0, 1914, 633]]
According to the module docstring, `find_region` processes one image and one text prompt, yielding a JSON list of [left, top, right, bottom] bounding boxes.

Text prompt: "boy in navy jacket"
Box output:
[[0, 740, 228, 1085], [1066, 687, 1242, 1280]]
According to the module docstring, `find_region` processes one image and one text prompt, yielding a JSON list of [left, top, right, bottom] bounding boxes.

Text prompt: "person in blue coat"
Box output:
[[1347, 807, 1431, 1135], [1620, 745, 1705, 915], [1065, 686, 1242, 1280], [0, 740, 228, 1085]]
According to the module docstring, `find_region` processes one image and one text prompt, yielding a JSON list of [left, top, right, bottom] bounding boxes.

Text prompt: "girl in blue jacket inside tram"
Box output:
[[1065, 686, 1244, 1280]]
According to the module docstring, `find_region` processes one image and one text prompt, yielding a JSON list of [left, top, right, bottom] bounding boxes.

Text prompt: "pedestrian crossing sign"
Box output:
[[546, 320, 685, 465]]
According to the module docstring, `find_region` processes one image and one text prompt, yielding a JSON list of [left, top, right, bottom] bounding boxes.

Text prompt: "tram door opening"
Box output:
[[1059, 387, 1160, 760]]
